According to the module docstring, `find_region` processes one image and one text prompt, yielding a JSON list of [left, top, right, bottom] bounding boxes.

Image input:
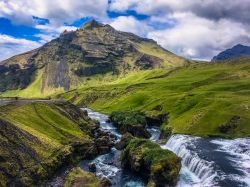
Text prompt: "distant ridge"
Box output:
[[212, 44, 250, 61]]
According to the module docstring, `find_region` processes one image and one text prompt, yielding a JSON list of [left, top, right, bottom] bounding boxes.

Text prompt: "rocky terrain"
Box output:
[[121, 138, 181, 187], [0, 20, 187, 96], [0, 100, 114, 186]]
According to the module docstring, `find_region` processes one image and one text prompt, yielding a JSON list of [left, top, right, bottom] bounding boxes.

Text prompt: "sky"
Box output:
[[0, 0, 250, 61]]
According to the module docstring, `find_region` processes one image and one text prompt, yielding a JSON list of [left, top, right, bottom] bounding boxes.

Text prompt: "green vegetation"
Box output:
[[0, 20, 187, 96], [58, 59, 250, 138], [110, 111, 150, 138], [0, 101, 98, 186], [121, 138, 181, 186], [64, 167, 103, 187]]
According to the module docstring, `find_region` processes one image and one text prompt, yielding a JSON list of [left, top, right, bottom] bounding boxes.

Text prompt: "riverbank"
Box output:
[[79, 109, 250, 187], [0, 101, 112, 186]]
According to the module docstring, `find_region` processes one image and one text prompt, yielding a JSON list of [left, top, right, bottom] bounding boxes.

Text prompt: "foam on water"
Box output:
[[83, 108, 121, 139], [211, 138, 250, 186], [92, 148, 120, 178], [82, 109, 250, 187], [161, 135, 219, 187], [148, 126, 161, 142], [81, 108, 146, 187]]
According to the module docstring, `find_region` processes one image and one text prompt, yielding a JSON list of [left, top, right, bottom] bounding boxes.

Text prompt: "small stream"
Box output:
[[79, 108, 147, 187], [46, 109, 250, 187]]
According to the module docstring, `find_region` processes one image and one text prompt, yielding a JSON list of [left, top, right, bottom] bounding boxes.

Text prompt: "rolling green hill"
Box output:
[[58, 58, 250, 138], [0, 101, 98, 186], [0, 20, 187, 97]]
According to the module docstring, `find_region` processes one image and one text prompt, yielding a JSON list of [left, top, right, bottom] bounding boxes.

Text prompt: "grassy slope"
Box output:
[[0, 101, 95, 186], [64, 167, 102, 187], [58, 59, 250, 138]]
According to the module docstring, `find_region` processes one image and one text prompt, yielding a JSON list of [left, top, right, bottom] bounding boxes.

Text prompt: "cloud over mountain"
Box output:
[[0, 0, 249, 61]]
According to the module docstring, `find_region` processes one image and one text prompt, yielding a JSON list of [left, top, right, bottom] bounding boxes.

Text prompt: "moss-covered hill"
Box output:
[[0, 101, 98, 186], [58, 58, 250, 138], [0, 20, 187, 97]]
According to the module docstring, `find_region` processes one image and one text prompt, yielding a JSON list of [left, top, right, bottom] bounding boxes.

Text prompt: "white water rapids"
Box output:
[[46, 109, 250, 187], [162, 135, 250, 187]]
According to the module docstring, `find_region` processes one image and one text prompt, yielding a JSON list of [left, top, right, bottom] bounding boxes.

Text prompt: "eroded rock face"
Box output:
[[0, 20, 187, 93], [121, 138, 181, 187]]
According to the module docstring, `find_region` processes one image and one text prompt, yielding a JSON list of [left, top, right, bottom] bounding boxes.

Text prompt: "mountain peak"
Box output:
[[81, 19, 103, 30], [212, 44, 250, 61]]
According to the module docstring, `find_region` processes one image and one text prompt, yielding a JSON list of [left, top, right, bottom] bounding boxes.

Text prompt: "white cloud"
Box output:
[[35, 24, 78, 43], [110, 0, 250, 24], [0, 0, 249, 60], [109, 0, 250, 60], [110, 16, 151, 36], [148, 13, 250, 60], [0, 0, 108, 25], [0, 34, 41, 61]]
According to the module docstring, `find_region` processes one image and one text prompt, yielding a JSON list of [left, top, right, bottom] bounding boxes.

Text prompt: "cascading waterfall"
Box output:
[[161, 135, 219, 187], [46, 109, 250, 187], [161, 135, 250, 187]]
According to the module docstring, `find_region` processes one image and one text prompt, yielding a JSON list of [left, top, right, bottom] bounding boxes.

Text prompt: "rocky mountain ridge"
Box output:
[[0, 20, 187, 94]]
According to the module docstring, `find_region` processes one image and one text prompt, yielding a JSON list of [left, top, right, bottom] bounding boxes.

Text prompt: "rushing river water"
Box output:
[[47, 108, 250, 187]]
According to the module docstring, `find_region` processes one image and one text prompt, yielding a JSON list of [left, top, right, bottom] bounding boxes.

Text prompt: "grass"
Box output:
[[122, 138, 181, 186], [0, 102, 89, 145], [0, 69, 49, 98], [64, 167, 102, 187], [58, 59, 250, 138], [0, 101, 95, 185]]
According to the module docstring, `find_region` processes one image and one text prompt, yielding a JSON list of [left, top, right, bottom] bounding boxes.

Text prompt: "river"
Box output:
[[46, 108, 250, 187]]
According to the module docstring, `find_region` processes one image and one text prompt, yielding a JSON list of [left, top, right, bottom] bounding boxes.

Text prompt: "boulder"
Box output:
[[88, 163, 96, 173], [94, 131, 114, 155], [121, 138, 181, 187], [115, 133, 134, 150], [109, 111, 151, 138]]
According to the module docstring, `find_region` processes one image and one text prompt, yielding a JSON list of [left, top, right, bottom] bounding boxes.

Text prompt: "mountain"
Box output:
[[212, 44, 250, 61], [0, 20, 187, 96]]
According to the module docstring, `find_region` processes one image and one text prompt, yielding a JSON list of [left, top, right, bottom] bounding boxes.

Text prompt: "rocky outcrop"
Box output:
[[94, 130, 115, 155], [121, 138, 181, 187], [115, 133, 134, 150], [218, 116, 240, 134], [110, 111, 151, 138], [0, 20, 187, 94]]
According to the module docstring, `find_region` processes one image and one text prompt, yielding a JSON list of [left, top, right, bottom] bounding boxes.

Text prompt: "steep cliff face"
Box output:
[[0, 20, 187, 94]]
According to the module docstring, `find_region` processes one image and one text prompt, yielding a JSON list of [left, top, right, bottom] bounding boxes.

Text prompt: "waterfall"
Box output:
[[161, 135, 219, 187]]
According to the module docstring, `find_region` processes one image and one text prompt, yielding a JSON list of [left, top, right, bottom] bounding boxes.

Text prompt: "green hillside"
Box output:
[[0, 101, 98, 186], [58, 58, 250, 138], [0, 20, 187, 97]]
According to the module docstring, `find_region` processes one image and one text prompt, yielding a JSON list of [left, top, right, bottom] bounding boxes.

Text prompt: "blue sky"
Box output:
[[0, 0, 249, 61]]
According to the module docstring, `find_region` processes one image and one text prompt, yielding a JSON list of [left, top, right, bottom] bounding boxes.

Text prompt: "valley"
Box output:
[[0, 19, 249, 187]]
